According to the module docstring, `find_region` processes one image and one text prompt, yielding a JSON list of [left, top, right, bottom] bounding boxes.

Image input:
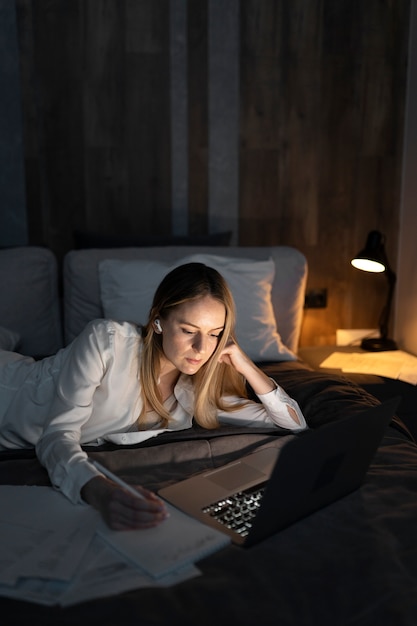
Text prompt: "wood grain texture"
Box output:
[[14, 0, 410, 346], [187, 0, 209, 235], [239, 0, 409, 345]]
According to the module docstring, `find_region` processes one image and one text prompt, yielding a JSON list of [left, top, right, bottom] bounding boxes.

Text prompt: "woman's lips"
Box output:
[[186, 357, 202, 365]]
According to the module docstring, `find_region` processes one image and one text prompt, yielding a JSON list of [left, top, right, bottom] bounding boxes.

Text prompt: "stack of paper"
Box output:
[[0, 485, 230, 606], [319, 350, 417, 385]]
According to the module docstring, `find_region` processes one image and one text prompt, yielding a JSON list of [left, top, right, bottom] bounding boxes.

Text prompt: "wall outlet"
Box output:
[[336, 329, 379, 346], [304, 288, 327, 308]]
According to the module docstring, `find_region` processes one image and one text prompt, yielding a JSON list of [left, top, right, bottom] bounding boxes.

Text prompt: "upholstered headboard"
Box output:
[[0, 246, 63, 357], [63, 246, 307, 358]]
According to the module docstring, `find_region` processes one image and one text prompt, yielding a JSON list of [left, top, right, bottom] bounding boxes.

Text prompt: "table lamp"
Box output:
[[351, 230, 398, 351]]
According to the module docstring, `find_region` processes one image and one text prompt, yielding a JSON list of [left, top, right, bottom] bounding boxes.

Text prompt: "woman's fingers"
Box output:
[[107, 485, 169, 530], [81, 474, 169, 531]]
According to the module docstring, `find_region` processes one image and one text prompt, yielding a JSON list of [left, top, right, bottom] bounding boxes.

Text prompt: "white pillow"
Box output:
[[98, 254, 296, 362], [0, 326, 20, 351]]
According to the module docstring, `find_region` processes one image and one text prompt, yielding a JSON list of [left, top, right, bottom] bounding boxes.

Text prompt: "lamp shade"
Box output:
[[351, 230, 386, 273], [351, 230, 397, 352]]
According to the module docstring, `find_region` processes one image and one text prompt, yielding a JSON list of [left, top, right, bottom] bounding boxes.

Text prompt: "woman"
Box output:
[[0, 262, 306, 530]]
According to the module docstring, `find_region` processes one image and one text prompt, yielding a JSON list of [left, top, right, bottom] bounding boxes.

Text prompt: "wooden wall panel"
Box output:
[[83, 0, 128, 236], [14, 0, 410, 347], [17, 0, 86, 255], [239, 0, 409, 346], [124, 0, 171, 234], [187, 0, 209, 235], [16, 0, 171, 260]]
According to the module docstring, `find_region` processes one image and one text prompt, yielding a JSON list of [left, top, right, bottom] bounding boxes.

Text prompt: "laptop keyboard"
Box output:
[[202, 484, 266, 537]]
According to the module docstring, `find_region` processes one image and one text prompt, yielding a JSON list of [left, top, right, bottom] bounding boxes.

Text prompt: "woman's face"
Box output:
[[158, 295, 226, 375]]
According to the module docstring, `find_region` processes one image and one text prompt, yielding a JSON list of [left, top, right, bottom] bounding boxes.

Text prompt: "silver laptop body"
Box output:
[[159, 397, 399, 547]]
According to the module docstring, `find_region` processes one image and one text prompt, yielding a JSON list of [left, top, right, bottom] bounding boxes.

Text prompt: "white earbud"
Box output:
[[154, 319, 162, 333]]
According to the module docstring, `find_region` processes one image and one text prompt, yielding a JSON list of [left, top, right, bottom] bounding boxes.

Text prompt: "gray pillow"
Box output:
[[98, 254, 296, 362], [0, 326, 20, 351], [0, 247, 63, 356]]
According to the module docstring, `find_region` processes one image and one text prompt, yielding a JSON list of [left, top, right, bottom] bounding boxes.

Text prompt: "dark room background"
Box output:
[[0, 0, 411, 347]]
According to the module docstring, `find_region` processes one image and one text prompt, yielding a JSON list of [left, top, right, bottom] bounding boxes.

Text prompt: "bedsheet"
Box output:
[[1, 361, 417, 625]]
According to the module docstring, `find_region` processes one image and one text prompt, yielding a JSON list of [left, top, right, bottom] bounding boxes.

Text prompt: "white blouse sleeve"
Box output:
[[35, 321, 111, 503], [217, 379, 307, 432]]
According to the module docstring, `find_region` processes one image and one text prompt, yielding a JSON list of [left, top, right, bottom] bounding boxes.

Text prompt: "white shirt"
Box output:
[[0, 319, 306, 504]]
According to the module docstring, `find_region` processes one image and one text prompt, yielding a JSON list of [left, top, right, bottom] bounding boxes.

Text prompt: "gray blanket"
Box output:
[[1, 361, 416, 625]]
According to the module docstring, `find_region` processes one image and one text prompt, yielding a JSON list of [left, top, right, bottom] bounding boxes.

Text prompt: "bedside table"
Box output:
[[298, 345, 417, 442], [298, 345, 368, 373]]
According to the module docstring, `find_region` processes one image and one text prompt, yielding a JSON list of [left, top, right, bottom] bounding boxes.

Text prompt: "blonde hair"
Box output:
[[139, 262, 248, 428]]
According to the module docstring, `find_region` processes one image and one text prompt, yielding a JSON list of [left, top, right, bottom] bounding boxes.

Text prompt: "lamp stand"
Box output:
[[361, 265, 397, 352]]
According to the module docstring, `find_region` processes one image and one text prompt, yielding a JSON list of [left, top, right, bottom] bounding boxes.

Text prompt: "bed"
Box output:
[[1, 245, 417, 625]]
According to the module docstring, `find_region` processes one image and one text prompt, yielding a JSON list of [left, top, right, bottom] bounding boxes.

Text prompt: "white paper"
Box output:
[[60, 535, 200, 607], [319, 350, 417, 385], [0, 520, 52, 584], [0, 486, 98, 584], [0, 485, 210, 606], [98, 501, 230, 579], [0, 515, 97, 585]]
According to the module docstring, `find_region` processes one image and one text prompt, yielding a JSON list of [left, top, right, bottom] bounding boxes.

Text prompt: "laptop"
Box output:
[[159, 396, 400, 547]]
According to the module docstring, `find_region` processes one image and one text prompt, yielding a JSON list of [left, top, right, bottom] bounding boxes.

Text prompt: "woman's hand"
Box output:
[[218, 339, 302, 426], [218, 339, 275, 395], [81, 476, 169, 531], [218, 338, 250, 370]]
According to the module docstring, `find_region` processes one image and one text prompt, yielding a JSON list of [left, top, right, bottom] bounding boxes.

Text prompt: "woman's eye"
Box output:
[[181, 328, 221, 338]]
